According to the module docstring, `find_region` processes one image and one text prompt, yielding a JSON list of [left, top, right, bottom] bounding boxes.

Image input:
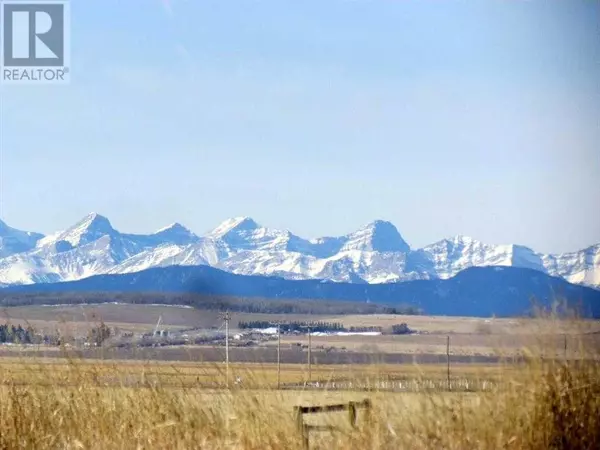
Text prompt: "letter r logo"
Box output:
[[2, 3, 65, 67]]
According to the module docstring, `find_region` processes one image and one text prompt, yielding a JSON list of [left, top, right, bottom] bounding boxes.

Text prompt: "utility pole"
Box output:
[[299, 325, 312, 385], [220, 310, 231, 388], [307, 326, 312, 384], [277, 322, 281, 389], [446, 335, 451, 391]]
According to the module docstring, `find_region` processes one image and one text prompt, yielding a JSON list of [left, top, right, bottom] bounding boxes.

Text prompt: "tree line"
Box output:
[[238, 320, 384, 333], [239, 320, 415, 335], [0, 322, 115, 346], [0, 324, 37, 344]]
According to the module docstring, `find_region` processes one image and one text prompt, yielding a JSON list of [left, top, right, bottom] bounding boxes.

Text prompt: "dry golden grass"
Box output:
[[0, 353, 598, 449], [0, 308, 599, 449], [0, 358, 525, 389]]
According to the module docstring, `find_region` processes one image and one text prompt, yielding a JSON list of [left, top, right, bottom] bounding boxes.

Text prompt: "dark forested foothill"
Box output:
[[0, 291, 415, 315]]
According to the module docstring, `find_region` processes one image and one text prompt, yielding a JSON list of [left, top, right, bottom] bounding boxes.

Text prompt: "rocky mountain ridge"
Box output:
[[0, 213, 598, 288]]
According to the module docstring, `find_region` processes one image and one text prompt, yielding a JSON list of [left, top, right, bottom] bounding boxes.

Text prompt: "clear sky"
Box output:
[[1, 0, 599, 253]]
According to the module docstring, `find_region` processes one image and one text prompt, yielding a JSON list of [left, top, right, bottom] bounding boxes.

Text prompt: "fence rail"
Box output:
[[283, 377, 498, 392], [294, 399, 372, 449]]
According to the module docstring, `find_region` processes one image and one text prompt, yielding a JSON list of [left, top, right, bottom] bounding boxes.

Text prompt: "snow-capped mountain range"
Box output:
[[0, 213, 598, 289]]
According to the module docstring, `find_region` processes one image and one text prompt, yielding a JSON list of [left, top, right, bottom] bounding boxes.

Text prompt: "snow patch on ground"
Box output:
[[310, 331, 382, 337], [36, 302, 193, 309]]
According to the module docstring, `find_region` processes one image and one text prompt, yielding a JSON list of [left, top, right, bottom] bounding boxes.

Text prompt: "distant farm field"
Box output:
[[2, 304, 598, 362], [4, 303, 600, 335]]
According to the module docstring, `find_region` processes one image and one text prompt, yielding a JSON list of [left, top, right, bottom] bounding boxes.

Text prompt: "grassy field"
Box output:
[[1, 305, 599, 448], [0, 358, 525, 389], [0, 355, 599, 449]]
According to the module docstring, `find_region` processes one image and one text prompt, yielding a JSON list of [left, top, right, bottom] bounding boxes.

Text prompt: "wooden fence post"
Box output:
[[364, 399, 372, 424], [363, 399, 373, 441], [294, 406, 308, 450], [348, 401, 357, 428], [294, 406, 303, 432]]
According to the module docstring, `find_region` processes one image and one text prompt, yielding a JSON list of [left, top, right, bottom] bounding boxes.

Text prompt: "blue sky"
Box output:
[[1, 0, 599, 253]]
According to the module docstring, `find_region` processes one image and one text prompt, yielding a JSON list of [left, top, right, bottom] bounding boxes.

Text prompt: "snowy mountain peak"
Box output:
[[205, 217, 302, 252], [155, 222, 192, 235], [152, 222, 199, 246], [0, 219, 14, 234], [209, 216, 260, 238], [449, 234, 478, 245], [0, 218, 45, 258], [0, 219, 43, 238], [342, 220, 410, 253], [425, 235, 491, 260], [78, 212, 113, 230], [364, 220, 400, 233], [37, 212, 115, 248]]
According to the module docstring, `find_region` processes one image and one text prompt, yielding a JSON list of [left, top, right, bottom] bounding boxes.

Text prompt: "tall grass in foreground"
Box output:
[[0, 357, 598, 449]]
